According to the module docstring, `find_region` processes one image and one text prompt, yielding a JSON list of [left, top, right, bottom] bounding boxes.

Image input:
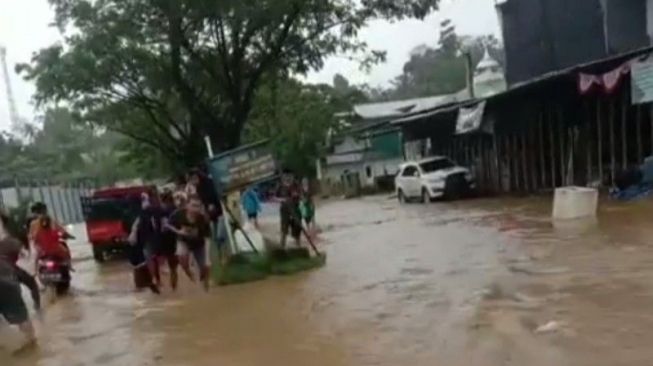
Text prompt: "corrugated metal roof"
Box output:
[[391, 100, 476, 126], [391, 45, 653, 127], [352, 94, 459, 120]]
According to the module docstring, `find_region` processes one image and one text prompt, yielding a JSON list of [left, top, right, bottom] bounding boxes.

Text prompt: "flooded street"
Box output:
[[5, 195, 653, 365]]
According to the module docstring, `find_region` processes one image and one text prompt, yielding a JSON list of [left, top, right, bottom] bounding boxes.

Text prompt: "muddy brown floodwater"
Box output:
[[5, 195, 653, 365]]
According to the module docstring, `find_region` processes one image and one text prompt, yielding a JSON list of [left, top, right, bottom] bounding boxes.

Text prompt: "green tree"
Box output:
[[0, 108, 140, 183], [19, 0, 440, 168], [385, 34, 505, 100], [245, 78, 362, 176]]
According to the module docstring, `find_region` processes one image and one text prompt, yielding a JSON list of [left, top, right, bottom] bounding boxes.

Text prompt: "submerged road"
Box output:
[[4, 195, 653, 365]]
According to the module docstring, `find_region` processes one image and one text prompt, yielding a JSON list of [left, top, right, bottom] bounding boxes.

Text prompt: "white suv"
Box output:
[[395, 156, 475, 203]]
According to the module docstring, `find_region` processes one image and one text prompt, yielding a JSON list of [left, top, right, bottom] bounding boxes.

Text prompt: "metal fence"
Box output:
[[0, 178, 98, 225]]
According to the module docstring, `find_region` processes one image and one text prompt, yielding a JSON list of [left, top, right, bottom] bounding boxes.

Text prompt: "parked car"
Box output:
[[395, 157, 475, 202]]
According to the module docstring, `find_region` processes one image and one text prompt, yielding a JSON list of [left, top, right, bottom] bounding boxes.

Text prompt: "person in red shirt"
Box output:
[[33, 216, 71, 262]]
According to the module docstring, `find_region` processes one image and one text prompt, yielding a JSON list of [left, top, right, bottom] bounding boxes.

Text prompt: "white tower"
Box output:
[[0, 46, 19, 128], [472, 48, 507, 98]]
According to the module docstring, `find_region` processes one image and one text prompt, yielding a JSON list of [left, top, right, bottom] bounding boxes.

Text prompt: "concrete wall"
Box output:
[[333, 136, 365, 154], [322, 158, 403, 189]]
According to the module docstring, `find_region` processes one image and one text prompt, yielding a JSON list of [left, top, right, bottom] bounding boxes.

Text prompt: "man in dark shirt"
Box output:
[[276, 172, 302, 248], [135, 193, 164, 291], [188, 168, 227, 255]]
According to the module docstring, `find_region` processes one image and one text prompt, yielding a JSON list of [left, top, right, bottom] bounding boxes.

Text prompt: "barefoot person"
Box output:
[[169, 195, 212, 291]]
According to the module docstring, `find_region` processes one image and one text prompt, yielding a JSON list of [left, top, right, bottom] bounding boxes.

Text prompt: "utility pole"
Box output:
[[0, 46, 19, 128], [463, 51, 475, 99]]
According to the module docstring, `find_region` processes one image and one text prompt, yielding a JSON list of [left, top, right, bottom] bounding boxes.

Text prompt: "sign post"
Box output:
[[207, 140, 278, 254]]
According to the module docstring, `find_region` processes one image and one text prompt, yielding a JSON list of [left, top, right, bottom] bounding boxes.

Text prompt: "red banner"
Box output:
[[578, 61, 634, 95]]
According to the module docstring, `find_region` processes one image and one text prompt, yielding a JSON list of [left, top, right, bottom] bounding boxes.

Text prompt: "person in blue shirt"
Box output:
[[241, 185, 262, 229]]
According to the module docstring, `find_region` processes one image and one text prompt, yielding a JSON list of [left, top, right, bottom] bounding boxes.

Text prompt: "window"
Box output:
[[420, 159, 454, 174], [365, 166, 372, 178], [402, 166, 418, 177]]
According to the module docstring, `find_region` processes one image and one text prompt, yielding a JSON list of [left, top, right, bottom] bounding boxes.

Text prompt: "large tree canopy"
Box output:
[[19, 0, 440, 168], [0, 108, 137, 183], [245, 75, 367, 176], [385, 34, 504, 100]]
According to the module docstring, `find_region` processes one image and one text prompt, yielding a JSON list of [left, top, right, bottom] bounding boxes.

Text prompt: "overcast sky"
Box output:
[[0, 0, 501, 131]]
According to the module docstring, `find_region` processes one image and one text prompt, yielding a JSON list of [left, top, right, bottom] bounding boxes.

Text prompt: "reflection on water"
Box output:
[[5, 195, 653, 365]]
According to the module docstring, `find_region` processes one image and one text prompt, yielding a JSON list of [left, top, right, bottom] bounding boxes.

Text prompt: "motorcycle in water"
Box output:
[[38, 256, 71, 295], [37, 230, 73, 296]]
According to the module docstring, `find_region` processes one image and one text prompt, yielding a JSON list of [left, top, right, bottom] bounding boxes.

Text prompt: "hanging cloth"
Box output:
[[578, 60, 634, 95]]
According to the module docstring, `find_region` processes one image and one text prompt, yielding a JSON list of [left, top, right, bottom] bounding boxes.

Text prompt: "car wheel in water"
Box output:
[[397, 189, 406, 204], [421, 188, 429, 203], [92, 246, 105, 263]]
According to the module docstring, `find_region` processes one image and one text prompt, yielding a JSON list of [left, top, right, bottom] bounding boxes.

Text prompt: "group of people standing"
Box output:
[[129, 168, 223, 294], [0, 167, 317, 351], [129, 168, 316, 294]]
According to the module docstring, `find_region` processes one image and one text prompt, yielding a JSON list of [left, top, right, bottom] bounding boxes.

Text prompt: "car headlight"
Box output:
[[465, 172, 473, 181], [429, 177, 444, 184]]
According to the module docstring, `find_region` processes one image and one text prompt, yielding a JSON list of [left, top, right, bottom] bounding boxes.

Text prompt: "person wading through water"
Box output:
[[159, 191, 180, 290], [187, 168, 227, 263], [128, 193, 161, 294], [168, 191, 197, 283], [168, 194, 212, 291], [276, 170, 302, 248], [241, 185, 262, 229], [0, 212, 40, 351]]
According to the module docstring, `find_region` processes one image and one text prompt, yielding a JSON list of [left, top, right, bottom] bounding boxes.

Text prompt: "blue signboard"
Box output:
[[207, 140, 278, 195]]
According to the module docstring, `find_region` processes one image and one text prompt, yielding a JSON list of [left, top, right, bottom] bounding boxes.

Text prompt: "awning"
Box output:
[[391, 109, 443, 125], [391, 100, 476, 126]]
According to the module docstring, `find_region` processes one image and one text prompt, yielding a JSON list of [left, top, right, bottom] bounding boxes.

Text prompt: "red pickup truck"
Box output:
[[81, 185, 158, 262]]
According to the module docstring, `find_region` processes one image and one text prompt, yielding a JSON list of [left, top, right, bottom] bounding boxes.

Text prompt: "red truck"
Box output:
[[81, 185, 158, 262]]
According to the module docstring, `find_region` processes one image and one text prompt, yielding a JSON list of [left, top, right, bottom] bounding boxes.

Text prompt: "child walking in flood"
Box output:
[[241, 185, 261, 229], [300, 190, 316, 238]]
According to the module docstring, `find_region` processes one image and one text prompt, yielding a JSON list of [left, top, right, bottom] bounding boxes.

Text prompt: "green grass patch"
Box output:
[[211, 248, 327, 285], [269, 254, 327, 275], [212, 252, 270, 286]]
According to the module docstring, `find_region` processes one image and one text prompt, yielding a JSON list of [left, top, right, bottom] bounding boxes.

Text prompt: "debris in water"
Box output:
[[508, 264, 570, 275], [507, 293, 543, 310], [535, 320, 563, 334]]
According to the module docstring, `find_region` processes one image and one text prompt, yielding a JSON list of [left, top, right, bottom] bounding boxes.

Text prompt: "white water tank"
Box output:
[[552, 186, 598, 220]]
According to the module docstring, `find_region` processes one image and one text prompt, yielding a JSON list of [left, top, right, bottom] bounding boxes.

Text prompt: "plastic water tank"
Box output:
[[552, 186, 598, 220]]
